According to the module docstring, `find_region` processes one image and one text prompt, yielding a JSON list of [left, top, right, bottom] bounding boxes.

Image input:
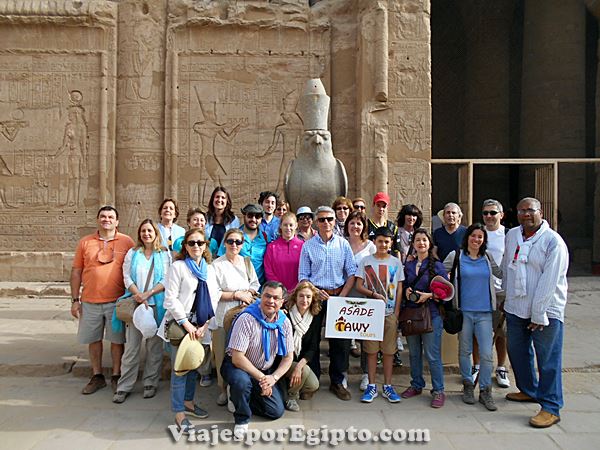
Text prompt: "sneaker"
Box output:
[[285, 399, 300, 411], [400, 386, 422, 399], [495, 367, 511, 388], [233, 423, 248, 440], [359, 374, 369, 391], [431, 391, 445, 408], [143, 386, 157, 399], [393, 351, 403, 367], [361, 384, 378, 403], [185, 403, 209, 418], [82, 374, 106, 395], [342, 373, 348, 389], [479, 386, 498, 411], [382, 385, 401, 403], [199, 375, 213, 387], [462, 380, 475, 404], [112, 391, 128, 404], [216, 391, 228, 406], [176, 417, 195, 435], [227, 385, 235, 413], [471, 365, 480, 384]]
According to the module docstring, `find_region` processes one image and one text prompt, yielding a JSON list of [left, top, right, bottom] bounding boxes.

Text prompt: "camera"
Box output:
[[408, 292, 421, 302]]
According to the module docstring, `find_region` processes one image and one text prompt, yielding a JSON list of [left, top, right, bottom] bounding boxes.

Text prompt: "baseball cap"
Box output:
[[373, 192, 390, 206]]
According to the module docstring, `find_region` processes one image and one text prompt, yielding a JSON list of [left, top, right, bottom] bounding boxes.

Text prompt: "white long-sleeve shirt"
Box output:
[[501, 222, 569, 325]]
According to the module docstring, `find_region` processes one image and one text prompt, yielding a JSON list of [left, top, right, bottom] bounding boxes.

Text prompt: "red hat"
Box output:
[[430, 275, 454, 302], [373, 192, 390, 206]]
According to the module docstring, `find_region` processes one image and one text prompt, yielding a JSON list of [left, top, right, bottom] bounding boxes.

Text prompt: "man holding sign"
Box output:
[[355, 227, 404, 403], [298, 206, 357, 401]]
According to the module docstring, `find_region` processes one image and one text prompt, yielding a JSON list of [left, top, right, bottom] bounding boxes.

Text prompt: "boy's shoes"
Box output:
[[361, 384, 378, 403], [382, 385, 401, 403]]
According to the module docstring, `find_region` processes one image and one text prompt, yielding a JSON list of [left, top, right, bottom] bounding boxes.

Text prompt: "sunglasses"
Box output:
[[353, 205, 366, 210], [246, 213, 262, 220], [186, 240, 207, 247], [482, 210, 499, 216], [298, 215, 312, 220], [225, 238, 244, 246], [317, 217, 335, 223], [335, 206, 349, 211]]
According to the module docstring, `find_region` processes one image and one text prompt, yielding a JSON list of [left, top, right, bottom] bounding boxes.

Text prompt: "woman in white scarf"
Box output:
[[283, 281, 322, 412]]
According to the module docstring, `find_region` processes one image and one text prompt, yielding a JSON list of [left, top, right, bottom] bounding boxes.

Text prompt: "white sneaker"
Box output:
[[342, 373, 348, 389], [233, 423, 248, 440], [496, 367, 511, 388], [396, 336, 404, 352], [217, 391, 227, 406], [359, 373, 369, 391], [227, 385, 235, 413], [471, 365, 480, 384]]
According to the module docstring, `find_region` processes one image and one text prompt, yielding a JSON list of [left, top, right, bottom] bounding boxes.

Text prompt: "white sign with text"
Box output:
[[324, 297, 385, 341]]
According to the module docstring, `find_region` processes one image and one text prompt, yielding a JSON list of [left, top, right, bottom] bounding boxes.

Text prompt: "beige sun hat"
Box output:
[[173, 334, 205, 376]]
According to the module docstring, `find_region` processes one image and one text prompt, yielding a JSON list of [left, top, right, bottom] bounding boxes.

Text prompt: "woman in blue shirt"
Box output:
[[443, 223, 502, 411], [400, 228, 449, 408]]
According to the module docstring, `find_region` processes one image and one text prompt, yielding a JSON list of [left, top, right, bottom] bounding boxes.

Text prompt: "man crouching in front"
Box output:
[[221, 281, 293, 440]]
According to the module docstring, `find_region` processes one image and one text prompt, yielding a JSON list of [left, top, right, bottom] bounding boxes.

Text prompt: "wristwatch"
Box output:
[[272, 373, 280, 381], [72, 297, 81, 304]]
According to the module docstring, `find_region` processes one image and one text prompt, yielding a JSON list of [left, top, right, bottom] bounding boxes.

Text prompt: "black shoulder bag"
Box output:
[[442, 251, 463, 334]]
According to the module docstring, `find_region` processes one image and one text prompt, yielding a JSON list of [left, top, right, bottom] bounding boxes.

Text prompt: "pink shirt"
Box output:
[[264, 236, 304, 292]]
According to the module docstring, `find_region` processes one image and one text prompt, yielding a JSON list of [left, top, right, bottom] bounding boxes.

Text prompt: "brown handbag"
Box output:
[[115, 258, 155, 323], [398, 303, 433, 336]]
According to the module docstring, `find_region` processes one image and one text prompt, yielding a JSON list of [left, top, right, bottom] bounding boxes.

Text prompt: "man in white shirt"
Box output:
[[501, 197, 569, 429], [471, 199, 510, 388]]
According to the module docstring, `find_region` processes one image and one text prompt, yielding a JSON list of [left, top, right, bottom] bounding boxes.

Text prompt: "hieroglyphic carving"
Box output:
[[390, 160, 431, 221]]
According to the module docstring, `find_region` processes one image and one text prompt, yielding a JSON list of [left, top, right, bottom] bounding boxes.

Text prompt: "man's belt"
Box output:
[[318, 286, 343, 296]]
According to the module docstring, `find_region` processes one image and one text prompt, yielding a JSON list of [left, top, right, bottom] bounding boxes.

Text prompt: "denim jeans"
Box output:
[[459, 311, 493, 388], [221, 356, 285, 425], [168, 344, 198, 413], [406, 313, 444, 393], [506, 313, 564, 416]]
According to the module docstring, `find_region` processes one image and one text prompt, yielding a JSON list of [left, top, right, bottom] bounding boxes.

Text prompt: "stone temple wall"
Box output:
[[0, 0, 431, 281]]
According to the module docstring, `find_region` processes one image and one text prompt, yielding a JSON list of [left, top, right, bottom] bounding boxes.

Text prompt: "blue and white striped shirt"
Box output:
[[501, 222, 569, 325], [298, 233, 357, 289]]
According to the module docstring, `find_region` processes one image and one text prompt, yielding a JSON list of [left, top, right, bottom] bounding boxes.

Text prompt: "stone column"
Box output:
[[585, 0, 600, 272], [458, 1, 516, 213], [519, 0, 586, 241], [115, 0, 167, 235]]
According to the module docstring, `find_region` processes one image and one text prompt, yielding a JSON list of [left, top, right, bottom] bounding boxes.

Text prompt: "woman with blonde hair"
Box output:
[[112, 218, 169, 404], [283, 281, 322, 411]]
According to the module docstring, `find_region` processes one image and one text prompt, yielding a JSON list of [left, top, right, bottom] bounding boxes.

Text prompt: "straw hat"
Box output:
[[173, 334, 205, 376]]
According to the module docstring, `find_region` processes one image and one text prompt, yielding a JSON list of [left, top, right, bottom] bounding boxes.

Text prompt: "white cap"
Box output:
[[132, 305, 158, 339], [296, 206, 314, 218]]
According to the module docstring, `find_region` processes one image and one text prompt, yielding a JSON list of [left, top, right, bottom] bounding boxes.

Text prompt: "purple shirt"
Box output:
[[403, 257, 448, 317], [264, 236, 304, 292]]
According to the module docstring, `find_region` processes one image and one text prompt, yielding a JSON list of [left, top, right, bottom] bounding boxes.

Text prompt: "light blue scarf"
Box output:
[[112, 249, 166, 333], [241, 301, 287, 361]]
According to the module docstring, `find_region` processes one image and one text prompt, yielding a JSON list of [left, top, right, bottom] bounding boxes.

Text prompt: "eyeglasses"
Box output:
[[353, 205, 366, 210], [335, 206, 349, 211], [186, 240, 207, 247], [246, 213, 262, 220], [517, 208, 539, 215], [317, 217, 335, 223], [263, 292, 283, 301], [225, 238, 244, 246], [298, 215, 312, 220], [482, 210, 499, 216]]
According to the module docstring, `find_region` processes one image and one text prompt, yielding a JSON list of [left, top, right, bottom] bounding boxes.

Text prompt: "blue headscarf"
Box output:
[[240, 301, 287, 361], [185, 257, 215, 326], [112, 249, 166, 334]]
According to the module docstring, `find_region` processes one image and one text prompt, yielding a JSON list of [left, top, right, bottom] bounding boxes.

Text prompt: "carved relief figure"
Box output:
[[54, 91, 89, 207], [0, 109, 29, 142], [260, 89, 303, 192], [284, 79, 348, 212], [191, 87, 247, 205]]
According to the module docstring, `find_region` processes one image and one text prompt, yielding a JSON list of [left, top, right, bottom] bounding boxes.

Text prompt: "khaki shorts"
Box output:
[[78, 301, 125, 345], [363, 314, 398, 355], [493, 293, 507, 338]]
